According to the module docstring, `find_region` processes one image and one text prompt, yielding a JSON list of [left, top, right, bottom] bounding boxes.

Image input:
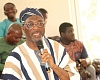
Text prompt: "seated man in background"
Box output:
[[0, 23, 24, 76], [0, 2, 22, 37], [58, 22, 96, 80], [1, 8, 80, 80]]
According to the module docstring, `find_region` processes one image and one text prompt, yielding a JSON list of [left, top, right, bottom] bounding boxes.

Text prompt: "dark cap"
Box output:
[[19, 8, 43, 23]]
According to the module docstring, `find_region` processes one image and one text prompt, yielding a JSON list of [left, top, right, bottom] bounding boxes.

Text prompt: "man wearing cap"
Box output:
[[1, 8, 80, 80]]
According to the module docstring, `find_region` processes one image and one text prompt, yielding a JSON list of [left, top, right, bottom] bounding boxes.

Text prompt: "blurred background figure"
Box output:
[[39, 8, 48, 37], [58, 22, 96, 80], [0, 23, 24, 77], [0, 2, 22, 37], [39, 8, 48, 25], [92, 58, 100, 80]]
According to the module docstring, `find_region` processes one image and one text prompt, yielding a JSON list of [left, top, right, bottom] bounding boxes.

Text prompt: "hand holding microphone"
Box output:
[[36, 40, 52, 73]]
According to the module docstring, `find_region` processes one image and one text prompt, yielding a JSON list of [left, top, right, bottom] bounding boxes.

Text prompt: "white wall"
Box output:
[[0, 0, 78, 38]]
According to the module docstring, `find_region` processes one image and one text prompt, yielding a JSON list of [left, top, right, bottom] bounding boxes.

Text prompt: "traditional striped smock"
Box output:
[[1, 38, 80, 80]]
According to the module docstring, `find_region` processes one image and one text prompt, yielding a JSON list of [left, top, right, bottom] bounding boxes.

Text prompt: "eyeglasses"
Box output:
[[24, 21, 44, 29]]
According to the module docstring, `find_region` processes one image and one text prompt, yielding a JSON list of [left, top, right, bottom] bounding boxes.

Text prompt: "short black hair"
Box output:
[[4, 2, 16, 11], [59, 22, 73, 35], [38, 8, 48, 14]]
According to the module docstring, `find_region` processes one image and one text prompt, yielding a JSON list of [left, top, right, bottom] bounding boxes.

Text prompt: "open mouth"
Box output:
[[31, 31, 42, 40], [33, 32, 41, 37]]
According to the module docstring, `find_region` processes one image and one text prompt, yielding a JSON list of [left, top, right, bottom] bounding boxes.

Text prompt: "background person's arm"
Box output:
[[81, 44, 91, 67]]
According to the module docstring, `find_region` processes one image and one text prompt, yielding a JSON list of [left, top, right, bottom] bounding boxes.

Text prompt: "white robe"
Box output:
[[2, 38, 80, 80]]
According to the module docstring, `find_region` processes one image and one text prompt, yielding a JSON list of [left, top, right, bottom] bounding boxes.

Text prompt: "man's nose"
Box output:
[[8, 9, 13, 12], [32, 23, 39, 29]]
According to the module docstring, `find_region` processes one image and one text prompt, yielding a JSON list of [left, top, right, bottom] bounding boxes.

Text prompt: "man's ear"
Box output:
[[15, 9, 17, 13], [4, 11, 7, 16], [61, 33, 64, 37], [21, 26, 25, 33]]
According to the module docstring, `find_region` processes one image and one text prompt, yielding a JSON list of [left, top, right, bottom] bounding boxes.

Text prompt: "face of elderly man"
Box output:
[[23, 15, 45, 42]]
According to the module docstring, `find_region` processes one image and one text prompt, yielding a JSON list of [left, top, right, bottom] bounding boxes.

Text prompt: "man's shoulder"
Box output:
[[16, 18, 20, 22], [47, 38, 65, 49], [12, 42, 26, 56], [72, 40, 84, 49], [0, 19, 7, 27], [74, 39, 83, 44], [47, 38, 60, 44], [0, 19, 7, 22], [16, 18, 22, 25]]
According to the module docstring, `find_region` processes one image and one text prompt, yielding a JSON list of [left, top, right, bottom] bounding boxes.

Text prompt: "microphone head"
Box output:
[[36, 40, 44, 50]]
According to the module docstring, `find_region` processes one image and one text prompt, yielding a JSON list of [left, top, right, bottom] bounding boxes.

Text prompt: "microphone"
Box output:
[[36, 40, 51, 73]]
